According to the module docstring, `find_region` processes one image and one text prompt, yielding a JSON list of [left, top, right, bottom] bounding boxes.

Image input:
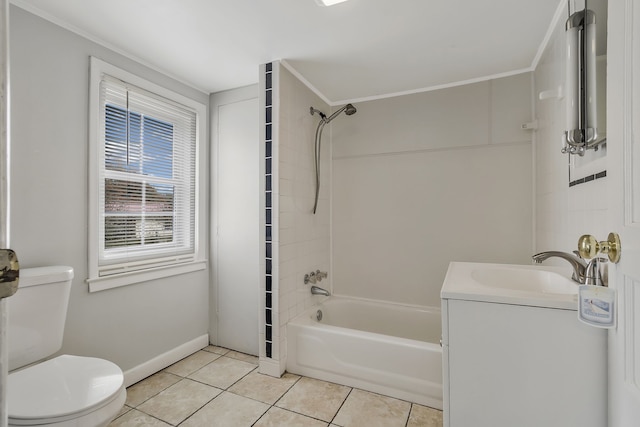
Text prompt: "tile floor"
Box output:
[[108, 346, 443, 427]]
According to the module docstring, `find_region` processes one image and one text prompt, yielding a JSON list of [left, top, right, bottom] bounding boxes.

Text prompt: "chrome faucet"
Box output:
[[310, 285, 330, 296], [584, 257, 606, 286], [531, 251, 588, 284], [304, 270, 328, 285]]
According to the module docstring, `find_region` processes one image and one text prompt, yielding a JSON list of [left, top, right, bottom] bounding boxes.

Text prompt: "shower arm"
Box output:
[[324, 105, 348, 123]]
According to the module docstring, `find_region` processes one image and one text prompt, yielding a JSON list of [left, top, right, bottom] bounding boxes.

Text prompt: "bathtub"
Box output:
[[286, 296, 442, 409]]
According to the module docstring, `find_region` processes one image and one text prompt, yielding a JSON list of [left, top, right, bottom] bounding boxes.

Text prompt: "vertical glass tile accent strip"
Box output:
[[264, 62, 273, 359]]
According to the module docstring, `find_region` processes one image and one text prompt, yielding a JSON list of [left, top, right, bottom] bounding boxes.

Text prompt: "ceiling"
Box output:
[[12, 0, 562, 105]]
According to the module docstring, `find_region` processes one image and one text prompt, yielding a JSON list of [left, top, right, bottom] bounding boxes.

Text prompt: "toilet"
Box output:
[[6, 266, 126, 427]]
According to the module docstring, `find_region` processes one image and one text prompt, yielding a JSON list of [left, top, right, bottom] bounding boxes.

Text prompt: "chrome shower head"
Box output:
[[344, 103, 357, 116]]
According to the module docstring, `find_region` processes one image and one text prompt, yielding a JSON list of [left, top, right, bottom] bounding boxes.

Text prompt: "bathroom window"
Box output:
[[87, 58, 206, 291]]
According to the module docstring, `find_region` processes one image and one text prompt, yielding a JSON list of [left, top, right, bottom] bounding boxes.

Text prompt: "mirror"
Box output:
[[567, 0, 608, 185]]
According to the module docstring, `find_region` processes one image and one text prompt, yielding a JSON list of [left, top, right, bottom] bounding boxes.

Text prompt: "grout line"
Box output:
[[125, 371, 182, 409], [177, 391, 222, 426], [404, 403, 414, 427], [249, 404, 273, 427], [328, 386, 353, 426], [127, 407, 173, 426], [271, 374, 302, 408]]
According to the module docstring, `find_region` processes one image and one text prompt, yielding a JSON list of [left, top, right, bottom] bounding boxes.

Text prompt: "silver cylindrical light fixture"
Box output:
[[585, 12, 598, 143], [564, 9, 598, 154], [565, 21, 579, 144]]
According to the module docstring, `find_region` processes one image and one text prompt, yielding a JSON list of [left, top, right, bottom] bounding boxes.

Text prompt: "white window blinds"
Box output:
[[97, 76, 197, 276]]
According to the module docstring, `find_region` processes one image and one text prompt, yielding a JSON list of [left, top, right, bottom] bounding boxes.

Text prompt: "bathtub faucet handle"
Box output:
[[304, 271, 317, 285], [316, 270, 328, 282]]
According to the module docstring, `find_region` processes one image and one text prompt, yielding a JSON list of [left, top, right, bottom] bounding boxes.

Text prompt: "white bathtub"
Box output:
[[286, 296, 443, 409]]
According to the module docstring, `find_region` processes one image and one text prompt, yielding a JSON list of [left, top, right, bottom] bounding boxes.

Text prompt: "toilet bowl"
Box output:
[[8, 355, 126, 427], [6, 266, 126, 426]]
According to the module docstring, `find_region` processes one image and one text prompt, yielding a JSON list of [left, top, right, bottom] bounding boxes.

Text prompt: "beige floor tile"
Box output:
[[254, 406, 329, 427], [407, 404, 443, 427], [332, 389, 411, 427], [276, 377, 351, 422], [164, 350, 221, 377], [108, 409, 171, 427], [202, 345, 230, 355], [228, 371, 300, 405], [188, 356, 256, 389], [181, 391, 270, 427], [125, 371, 181, 407], [137, 379, 222, 425], [226, 350, 259, 365]]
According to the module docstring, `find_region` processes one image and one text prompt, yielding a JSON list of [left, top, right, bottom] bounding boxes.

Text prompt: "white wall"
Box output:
[[332, 74, 534, 307], [10, 6, 210, 375], [534, 4, 608, 256]]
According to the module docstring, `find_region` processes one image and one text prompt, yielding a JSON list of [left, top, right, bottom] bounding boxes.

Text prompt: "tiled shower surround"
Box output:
[[260, 61, 331, 375]]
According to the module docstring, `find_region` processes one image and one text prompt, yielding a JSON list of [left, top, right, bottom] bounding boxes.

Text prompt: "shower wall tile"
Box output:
[[279, 196, 295, 213], [279, 162, 294, 181], [270, 63, 331, 358], [279, 228, 295, 246], [280, 243, 296, 262], [280, 179, 294, 197], [280, 212, 295, 230], [280, 146, 295, 166], [533, 11, 609, 257]]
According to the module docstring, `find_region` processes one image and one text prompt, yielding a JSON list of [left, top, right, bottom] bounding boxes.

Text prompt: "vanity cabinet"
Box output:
[[441, 262, 607, 427]]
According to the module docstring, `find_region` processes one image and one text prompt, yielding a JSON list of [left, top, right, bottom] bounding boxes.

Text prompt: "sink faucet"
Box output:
[[310, 285, 330, 296], [531, 251, 587, 284]]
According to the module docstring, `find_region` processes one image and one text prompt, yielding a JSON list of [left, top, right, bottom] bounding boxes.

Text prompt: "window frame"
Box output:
[[88, 57, 207, 292]]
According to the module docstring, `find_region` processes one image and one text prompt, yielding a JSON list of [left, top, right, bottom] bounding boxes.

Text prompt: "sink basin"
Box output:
[[441, 262, 579, 310], [471, 268, 578, 295]]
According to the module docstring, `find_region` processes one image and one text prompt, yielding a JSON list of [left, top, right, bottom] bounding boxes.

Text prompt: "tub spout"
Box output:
[[311, 285, 330, 296]]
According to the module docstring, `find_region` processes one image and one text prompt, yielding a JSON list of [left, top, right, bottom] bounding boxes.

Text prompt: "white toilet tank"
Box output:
[[7, 266, 74, 371]]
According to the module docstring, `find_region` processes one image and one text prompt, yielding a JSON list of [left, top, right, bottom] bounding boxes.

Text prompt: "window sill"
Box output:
[[87, 260, 207, 292]]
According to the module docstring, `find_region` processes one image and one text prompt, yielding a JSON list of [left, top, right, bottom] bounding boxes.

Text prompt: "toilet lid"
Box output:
[[8, 354, 124, 422]]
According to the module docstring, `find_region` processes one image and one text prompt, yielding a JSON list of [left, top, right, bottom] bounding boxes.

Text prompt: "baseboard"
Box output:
[[123, 334, 209, 387], [258, 357, 285, 378]]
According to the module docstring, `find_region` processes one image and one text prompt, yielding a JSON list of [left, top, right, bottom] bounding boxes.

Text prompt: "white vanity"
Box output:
[[441, 262, 607, 427]]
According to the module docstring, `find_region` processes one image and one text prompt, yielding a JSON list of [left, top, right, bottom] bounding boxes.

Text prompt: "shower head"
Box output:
[[324, 103, 357, 123], [344, 103, 357, 116]]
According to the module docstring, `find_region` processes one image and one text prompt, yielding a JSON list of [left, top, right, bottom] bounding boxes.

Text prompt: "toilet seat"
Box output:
[[8, 354, 125, 425]]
